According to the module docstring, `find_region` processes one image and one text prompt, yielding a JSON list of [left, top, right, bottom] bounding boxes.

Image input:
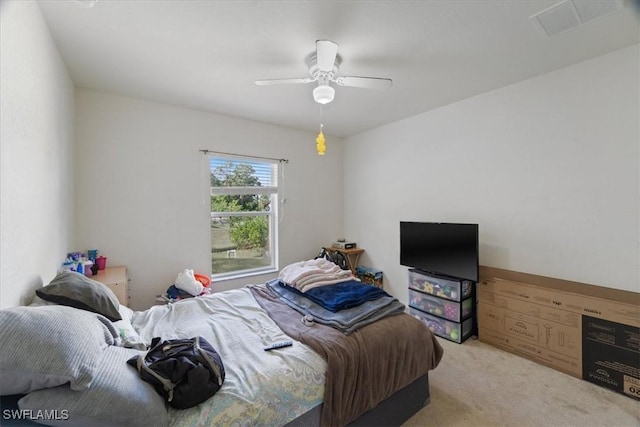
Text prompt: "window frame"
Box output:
[[209, 155, 279, 280]]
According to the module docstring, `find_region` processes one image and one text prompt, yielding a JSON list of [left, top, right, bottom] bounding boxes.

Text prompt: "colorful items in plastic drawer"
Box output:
[[410, 274, 473, 300], [444, 305, 458, 319], [409, 307, 465, 342], [410, 279, 456, 299], [410, 294, 459, 320], [416, 315, 460, 342]]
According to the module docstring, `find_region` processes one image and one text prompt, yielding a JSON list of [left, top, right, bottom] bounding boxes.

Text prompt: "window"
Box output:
[[209, 155, 279, 279]]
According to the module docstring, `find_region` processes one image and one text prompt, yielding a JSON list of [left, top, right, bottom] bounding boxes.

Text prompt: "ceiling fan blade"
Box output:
[[334, 76, 393, 89], [254, 78, 314, 86], [316, 40, 339, 72]]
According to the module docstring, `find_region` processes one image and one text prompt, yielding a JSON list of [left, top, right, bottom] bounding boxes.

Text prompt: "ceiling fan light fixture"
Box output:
[[254, 39, 393, 105], [313, 85, 335, 104]]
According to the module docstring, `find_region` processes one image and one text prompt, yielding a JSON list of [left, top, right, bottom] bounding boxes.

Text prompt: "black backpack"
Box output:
[[315, 247, 348, 270], [127, 336, 225, 409]]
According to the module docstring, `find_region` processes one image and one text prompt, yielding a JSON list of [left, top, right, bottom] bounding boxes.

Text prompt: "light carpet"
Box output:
[[404, 337, 640, 427]]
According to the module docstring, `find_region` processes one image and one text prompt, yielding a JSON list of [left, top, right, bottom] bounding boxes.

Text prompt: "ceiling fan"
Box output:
[[254, 40, 393, 105]]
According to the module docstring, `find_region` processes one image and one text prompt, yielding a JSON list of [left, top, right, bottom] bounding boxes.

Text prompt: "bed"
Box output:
[[0, 265, 443, 427]]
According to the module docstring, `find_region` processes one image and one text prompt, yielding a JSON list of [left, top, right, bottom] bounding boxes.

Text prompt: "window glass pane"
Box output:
[[211, 193, 272, 213], [209, 155, 278, 277], [211, 215, 272, 274]]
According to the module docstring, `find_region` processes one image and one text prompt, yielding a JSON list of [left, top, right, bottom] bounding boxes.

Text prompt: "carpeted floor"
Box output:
[[404, 337, 640, 427]]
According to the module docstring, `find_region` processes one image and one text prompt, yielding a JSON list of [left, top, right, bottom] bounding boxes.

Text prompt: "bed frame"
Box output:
[[285, 374, 430, 427], [2, 375, 429, 427]]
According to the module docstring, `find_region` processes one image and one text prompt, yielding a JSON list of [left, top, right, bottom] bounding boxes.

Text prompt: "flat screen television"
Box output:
[[400, 221, 479, 282]]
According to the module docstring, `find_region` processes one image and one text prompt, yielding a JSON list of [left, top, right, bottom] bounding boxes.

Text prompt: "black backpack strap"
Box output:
[[333, 251, 348, 270], [194, 336, 223, 386], [315, 248, 328, 260], [136, 355, 177, 402]]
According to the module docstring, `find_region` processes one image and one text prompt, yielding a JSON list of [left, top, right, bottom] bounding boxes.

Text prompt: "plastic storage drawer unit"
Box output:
[[408, 269, 473, 302], [409, 289, 473, 322], [409, 307, 474, 343]]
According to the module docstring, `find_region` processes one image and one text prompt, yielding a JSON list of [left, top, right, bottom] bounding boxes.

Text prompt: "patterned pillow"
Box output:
[[19, 346, 168, 427], [0, 305, 118, 395]]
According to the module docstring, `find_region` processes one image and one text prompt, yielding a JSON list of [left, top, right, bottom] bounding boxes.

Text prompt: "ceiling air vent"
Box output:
[[530, 0, 625, 37]]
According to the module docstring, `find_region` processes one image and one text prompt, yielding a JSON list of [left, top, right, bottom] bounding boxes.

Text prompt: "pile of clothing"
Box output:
[[279, 258, 354, 292], [268, 258, 405, 334], [166, 269, 210, 301]]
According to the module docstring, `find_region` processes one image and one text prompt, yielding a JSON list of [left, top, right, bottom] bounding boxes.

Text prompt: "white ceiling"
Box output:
[[37, 0, 639, 138]]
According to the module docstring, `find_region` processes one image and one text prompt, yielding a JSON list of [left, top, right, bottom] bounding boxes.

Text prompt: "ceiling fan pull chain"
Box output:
[[317, 105, 326, 156]]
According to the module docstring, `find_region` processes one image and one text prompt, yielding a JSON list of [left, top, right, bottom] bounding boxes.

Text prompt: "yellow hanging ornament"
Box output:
[[316, 127, 326, 155]]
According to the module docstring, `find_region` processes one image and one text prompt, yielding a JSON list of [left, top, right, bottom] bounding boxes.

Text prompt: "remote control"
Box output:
[[263, 340, 293, 351]]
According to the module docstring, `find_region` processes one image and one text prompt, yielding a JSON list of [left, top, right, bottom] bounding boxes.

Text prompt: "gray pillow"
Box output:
[[19, 346, 168, 427], [36, 271, 122, 322], [0, 305, 118, 395]]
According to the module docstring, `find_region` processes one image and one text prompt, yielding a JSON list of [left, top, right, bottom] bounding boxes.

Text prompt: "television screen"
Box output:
[[400, 221, 478, 282]]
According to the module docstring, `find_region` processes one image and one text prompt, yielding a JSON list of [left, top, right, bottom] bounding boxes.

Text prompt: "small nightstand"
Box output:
[[92, 266, 129, 306], [324, 247, 364, 274]]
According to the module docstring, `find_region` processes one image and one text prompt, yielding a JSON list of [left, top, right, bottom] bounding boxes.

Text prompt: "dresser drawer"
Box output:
[[92, 266, 129, 306]]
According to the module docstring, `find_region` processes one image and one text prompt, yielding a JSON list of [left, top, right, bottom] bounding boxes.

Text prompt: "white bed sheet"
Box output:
[[130, 287, 326, 426]]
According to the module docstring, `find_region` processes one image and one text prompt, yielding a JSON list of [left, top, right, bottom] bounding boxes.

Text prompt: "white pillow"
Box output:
[[29, 298, 147, 351], [118, 304, 135, 321], [19, 346, 168, 427], [28, 294, 56, 307], [0, 305, 118, 395]]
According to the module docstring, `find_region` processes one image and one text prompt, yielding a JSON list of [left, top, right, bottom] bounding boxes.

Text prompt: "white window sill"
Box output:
[[212, 268, 278, 283]]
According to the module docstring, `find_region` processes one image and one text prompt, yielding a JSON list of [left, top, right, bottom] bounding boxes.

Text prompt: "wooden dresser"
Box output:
[[92, 266, 129, 306]]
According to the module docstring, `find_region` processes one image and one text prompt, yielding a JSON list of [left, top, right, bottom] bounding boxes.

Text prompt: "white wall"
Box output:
[[2, 2, 634, 310], [343, 45, 639, 302], [0, 0, 75, 308], [74, 90, 344, 309]]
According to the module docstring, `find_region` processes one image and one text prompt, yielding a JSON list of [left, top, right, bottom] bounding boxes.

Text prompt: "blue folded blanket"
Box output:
[[266, 279, 405, 335], [281, 279, 389, 312]]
